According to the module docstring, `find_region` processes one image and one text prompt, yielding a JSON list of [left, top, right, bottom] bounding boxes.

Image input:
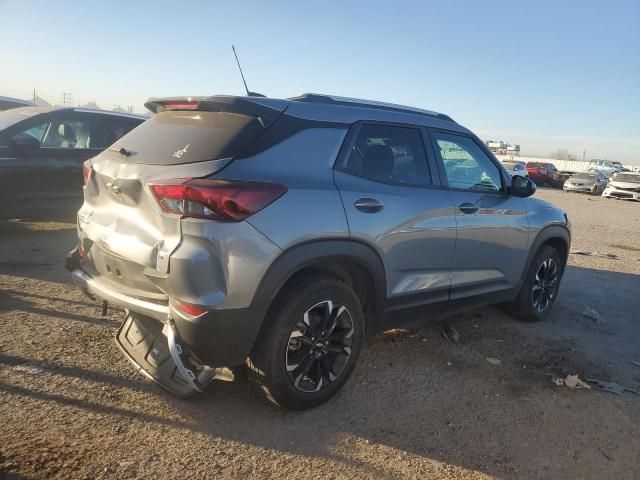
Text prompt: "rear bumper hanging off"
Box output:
[[115, 312, 233, 398]]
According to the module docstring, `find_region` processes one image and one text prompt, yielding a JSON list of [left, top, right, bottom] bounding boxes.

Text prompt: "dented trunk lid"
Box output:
[[75, 97, 288, 297]]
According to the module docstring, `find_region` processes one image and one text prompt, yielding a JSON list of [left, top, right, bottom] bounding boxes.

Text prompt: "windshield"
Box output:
[[571, 173, 596, 180], [502, 161, 523, 169], [0, 107, 50, 131], [612, 174, 640, 183], [612, 162, 624, 168]]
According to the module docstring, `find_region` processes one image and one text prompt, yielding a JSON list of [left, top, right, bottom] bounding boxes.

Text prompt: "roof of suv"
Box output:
[[145, 93, 467, 133], [287, 93, 455, 122]]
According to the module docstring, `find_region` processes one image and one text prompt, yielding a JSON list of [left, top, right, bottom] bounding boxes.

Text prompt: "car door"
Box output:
[[427, 129, 529, 305], [0, 110, 115, 220], [333, 122, 457, 323]]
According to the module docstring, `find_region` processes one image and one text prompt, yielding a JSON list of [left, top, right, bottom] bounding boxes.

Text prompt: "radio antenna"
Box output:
[[232, 45, 250, 96]]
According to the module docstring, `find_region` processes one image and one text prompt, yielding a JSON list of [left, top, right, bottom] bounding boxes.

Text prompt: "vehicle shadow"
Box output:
[[2, 266, 639, 479], [0, 220, 76, 284]]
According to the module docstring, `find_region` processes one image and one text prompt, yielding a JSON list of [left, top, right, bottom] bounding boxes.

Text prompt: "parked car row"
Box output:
[[499, 159, 638, 200]]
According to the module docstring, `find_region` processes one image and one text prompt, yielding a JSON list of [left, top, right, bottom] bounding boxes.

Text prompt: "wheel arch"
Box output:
[[249, 240, 387, 336], [520, 224, 571, 286]]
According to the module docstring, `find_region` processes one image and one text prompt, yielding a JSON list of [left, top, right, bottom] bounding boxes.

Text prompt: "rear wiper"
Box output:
[[108, 146, 132, 157]]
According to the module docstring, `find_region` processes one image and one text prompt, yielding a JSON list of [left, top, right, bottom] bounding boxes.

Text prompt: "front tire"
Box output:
[[246, 275, 364, 410], [507, 245, 563, 322]]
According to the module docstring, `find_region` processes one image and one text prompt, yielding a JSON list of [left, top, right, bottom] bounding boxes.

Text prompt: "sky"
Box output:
[[1, 0, 639, 162]]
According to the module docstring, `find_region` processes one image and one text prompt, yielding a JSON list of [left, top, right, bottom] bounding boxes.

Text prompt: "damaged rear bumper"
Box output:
[[67, 248, 258, 397], [116, 312, 232, 398], [71, 267, 169, 321]]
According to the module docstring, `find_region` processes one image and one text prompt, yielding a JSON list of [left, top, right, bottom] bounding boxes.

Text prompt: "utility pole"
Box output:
[[33, 87, 36, 103], [61, 92, 72, 106], [583, 150, 586, 162]]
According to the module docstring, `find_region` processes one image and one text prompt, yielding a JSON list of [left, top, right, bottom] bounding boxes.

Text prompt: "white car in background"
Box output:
[[501, 160, 528, 178], [602, 172, 640, 201]]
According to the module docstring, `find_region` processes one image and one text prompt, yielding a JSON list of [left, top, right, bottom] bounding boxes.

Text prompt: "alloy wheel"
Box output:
[[531, 258, 559, 312], [286, 300, 354, 392]]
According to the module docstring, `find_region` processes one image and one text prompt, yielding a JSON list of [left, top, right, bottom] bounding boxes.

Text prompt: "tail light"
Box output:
[[148, 178, 287, 222], [82, 159, 93, 186], [161, 101, 199, 110], [173, 299, 208, 317]]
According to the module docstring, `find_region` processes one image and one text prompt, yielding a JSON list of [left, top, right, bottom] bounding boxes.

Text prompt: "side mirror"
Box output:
[[511, 175, 536, 198], [10, 133, 40, 156]]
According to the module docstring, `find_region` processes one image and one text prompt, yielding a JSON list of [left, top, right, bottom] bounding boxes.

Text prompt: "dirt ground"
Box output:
[[1, 189, 639, 480]]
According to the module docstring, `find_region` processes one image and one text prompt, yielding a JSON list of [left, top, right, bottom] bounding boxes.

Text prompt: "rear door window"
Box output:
[[39, 112, 113, 150], [340, 123, 431, 186], [115, 110, 266, 165]]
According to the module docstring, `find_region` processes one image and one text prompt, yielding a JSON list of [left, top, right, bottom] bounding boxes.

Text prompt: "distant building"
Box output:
[[486, 140, 520, 156]]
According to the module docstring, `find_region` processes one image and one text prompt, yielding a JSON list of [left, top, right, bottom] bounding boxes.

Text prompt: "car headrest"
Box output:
[[58, 123, 76, 140], [363, 145, 395, 181]]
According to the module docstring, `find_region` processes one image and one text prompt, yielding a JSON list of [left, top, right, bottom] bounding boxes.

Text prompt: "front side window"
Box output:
[[430, 131, 502, 192], [342, 124, 430, 186]]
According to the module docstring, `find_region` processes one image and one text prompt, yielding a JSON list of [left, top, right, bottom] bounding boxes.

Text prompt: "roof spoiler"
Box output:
[[144, 96, 286, 127]]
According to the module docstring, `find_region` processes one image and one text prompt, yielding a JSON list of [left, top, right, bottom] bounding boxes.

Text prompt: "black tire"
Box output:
[[246, 274, 364, 410], [506, 245, 563, 322]]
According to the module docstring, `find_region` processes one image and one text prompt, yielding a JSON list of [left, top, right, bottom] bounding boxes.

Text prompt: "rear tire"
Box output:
[[246, 274, 364, 410], [506, 245, 563, 322]]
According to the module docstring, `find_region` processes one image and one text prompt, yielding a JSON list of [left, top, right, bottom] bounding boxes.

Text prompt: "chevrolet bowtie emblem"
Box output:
[[106, 181, 121, 194]]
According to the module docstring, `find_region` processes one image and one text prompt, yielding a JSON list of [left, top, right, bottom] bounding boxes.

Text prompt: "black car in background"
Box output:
[[0, 107, 145, 220]]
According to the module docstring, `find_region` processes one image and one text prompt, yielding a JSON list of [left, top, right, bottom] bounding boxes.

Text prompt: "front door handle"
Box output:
[[354, 198, 384, 213], [459, 202, 479, 214]]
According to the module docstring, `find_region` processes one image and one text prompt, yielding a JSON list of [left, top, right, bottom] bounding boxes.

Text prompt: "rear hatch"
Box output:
[[78, 97, 287, 299]]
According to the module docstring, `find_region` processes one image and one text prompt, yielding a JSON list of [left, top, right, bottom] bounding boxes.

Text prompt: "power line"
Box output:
[[61, 92, 72, 106]]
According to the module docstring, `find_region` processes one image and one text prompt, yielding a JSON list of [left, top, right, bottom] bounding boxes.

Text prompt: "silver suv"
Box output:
[[66, 94, 571, 409]]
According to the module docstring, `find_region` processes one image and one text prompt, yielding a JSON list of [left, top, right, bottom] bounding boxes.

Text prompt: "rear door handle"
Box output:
[[459, 203, 479, 214], [354, 198, 384, 213]]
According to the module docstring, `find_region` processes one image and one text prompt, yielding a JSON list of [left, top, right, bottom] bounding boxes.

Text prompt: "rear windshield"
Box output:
[[114, 110, 265, 165]]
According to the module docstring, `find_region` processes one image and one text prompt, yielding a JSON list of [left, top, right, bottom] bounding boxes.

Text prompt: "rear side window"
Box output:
[[115, 111, 265, 165], [430, 131, 502, 192], [341, 124, 430, 186]]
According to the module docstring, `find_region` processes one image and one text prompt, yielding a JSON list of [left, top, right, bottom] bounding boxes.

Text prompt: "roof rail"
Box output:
[[288, 93, 455, 122]]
